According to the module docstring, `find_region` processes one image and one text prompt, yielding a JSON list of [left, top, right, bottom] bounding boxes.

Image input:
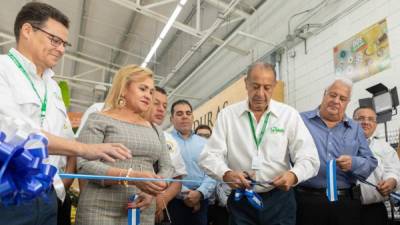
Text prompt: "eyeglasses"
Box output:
[[197, 133, 211, 138], [354, 116, 377, 123], [31, 25, 72, 48]]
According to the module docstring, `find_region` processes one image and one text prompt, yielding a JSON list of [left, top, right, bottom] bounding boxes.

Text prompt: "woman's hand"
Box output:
[[130, 171, 168, 196]]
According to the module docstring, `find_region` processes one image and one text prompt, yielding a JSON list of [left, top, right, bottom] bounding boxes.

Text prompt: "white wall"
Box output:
[[281, 0, 400, 140]]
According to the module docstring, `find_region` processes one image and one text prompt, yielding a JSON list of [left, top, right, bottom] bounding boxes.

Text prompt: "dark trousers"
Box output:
[[208, 204, 229, 225], [295, 188, 361, 225], [361, 202, 388, 225], [57, 194, 71, 225], [168, 198, 209, 225], [0, 188, 58, 225], [227, 189, 296, 225]]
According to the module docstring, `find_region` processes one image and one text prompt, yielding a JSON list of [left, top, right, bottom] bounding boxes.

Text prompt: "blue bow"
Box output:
[[0, 131, 56, 205], [234, 188, 264, 210]]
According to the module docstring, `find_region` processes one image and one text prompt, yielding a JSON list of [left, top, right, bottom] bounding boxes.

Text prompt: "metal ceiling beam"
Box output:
[[159, 0, 245, 87], [54, 75, 112, 87], [107, 0, 246, 54], [72, 0, 89, 78], [144, 0, 177, 9], [204, 0, 250, 18], [78, 35, 156, 63], [73, 68, 102, 78]]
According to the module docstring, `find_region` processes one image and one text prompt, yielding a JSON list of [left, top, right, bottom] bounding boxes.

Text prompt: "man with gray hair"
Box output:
[[199, 62, 320, 225], [297, 77, 378, 225]]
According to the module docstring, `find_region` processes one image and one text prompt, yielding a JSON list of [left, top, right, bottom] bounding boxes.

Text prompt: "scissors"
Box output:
[[243, 171, 273, 189]]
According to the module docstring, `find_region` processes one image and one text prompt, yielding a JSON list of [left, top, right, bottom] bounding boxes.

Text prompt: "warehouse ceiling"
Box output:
[[0, 0, 368, 113], [0, 0, 265, 111]]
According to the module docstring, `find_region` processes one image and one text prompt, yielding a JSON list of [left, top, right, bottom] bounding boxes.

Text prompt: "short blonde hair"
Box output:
[[104, 64, 153, 110]]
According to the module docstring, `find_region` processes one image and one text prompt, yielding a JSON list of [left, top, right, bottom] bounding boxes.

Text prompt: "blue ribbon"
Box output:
[[0, 132, 56, 205], [234, 188, 263, 210], [326, 159, 338, 202], [128, 194, 140, 225]]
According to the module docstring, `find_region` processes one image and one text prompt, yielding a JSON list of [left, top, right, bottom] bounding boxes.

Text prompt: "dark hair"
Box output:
[[171, 99, 192, 115], [246, 62, 276, 80], [195, 124, 212, 135], [353, 106, 376, 118], [155, 86, 167, 96], [14, 2, 70, 42]]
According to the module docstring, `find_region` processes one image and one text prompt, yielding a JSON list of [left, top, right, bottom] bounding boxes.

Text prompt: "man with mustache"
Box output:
[[0, 3, 130, 225], [353, 106, 400, 225], [297, 78, 378, 225], [144, 87, 187, 224], [199, 62, 320, 225], [169, 99, 216, 225]]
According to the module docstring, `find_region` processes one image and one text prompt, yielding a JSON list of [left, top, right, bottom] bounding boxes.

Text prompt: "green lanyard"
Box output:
[[8, 51, 48, 126], [247, 111, 270, 150]]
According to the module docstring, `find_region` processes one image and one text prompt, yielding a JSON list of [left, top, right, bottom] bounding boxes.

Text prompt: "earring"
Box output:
[[117, 96, 126, 107]]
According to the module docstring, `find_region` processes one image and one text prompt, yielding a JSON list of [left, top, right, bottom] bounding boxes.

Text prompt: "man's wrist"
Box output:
[[197, 190, 205, 200]]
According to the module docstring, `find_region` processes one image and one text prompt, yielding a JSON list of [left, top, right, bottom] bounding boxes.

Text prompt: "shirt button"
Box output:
[[329, 142, 332, 145]]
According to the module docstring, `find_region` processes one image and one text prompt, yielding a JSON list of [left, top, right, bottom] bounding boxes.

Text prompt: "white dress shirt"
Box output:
[[0, 48, 74, 201], [360, 137, 400, 205], [164, 132, 187, 177], [199, 99, 320, 193], [75, 102, 105, 137]]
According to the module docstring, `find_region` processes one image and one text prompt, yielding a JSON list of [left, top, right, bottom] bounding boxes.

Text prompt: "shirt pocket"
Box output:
[[265, 130, 288, 162], [14, 90, 41, 119]]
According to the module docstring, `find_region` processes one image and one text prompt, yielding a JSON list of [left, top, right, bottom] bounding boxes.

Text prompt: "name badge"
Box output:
[[251, 156, 262, 170]]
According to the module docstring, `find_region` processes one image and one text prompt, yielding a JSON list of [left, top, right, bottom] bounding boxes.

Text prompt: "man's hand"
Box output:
[[192, 202, 201, 213], [336, 155, 352, 172], [127, 192, 153, 210], [155, 195, 166, 223], [131, 171, 168, 196], [81, 143, 132, 162], [223, 171, 251, 189], [184, 190, 202, 206], [377, 178, 397, 196], [272, 171, 298, 191]]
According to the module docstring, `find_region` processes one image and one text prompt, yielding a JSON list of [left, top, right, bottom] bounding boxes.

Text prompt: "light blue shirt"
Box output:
[[300, 109, 377, 189], [171, 129, 216, 199]]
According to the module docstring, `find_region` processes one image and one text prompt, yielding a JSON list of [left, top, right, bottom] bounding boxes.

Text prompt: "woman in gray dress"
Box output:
[[75, 65, 174, 225]]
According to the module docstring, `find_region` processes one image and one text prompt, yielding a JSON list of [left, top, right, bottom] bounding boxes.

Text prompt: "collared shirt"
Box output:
[[0, 48, 74, 201], [171, 129, 216, 199], [199, 99, 320, 193], [164, 131, 187, 177], [75, 102, 104, 137], [360, 137, 400, 204], [300, 109, 377, 189]]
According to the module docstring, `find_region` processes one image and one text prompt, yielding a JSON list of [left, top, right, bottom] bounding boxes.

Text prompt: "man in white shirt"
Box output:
[[75, 102, 105, 137], [144, 86, 187, 224], [353, 106, 400, 225], [0, 3, 130, 225], [199, 62, 320, 225]]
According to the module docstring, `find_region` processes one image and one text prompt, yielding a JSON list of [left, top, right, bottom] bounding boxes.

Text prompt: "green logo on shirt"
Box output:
[[271, 127, 285, 133]]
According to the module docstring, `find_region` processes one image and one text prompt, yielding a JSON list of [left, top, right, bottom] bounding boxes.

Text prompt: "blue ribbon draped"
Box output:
[[326, 159, 338, 202], [0, 131, 56, 205], [128, 194, 140, 225], [234, 188, 264, 210]]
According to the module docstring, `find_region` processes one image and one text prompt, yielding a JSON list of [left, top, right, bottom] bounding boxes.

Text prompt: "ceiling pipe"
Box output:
[[159, 0, 243, 87]]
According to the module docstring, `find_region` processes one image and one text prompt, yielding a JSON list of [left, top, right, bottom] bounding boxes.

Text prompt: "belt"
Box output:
[[296, 186, 352, 197]]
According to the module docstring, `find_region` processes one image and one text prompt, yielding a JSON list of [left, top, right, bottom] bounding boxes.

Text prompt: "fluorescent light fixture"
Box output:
[[159, 6, 183, 39], [141, 1, 187, 67]]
